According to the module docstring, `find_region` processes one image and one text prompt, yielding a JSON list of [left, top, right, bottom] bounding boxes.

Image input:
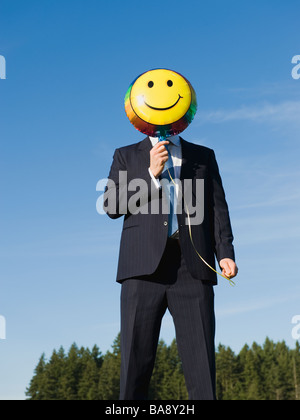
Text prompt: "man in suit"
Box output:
[[104, 132, 238, 400]]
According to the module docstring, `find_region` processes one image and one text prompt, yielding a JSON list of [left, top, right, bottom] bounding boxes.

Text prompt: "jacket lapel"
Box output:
[[138, 136, 152, 168], [180, 137, 193, 181]]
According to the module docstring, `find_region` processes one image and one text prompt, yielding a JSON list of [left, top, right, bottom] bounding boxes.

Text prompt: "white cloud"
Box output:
[[220, 81, 300, 99], [198, 100, 300, 126], [232, 191, 300, 211], [216, 291, 300, 318]]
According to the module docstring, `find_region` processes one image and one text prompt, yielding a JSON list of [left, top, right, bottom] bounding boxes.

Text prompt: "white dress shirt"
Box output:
[[148, 135, 182, 238], [148, 135, 182, 190]]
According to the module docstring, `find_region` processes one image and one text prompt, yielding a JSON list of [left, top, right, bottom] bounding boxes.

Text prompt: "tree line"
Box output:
[[26, 335, 300, 400]]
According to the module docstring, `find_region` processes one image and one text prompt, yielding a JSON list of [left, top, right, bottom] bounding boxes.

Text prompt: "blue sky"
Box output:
[[0, 0, 300, 400]]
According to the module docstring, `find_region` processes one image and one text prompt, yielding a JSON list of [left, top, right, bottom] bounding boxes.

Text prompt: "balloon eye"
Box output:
[[167, 80, 173, 87], [148, 81, 154, 88]]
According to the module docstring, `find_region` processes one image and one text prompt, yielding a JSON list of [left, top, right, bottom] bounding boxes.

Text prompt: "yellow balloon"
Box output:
[[125, 69, 197, 138]]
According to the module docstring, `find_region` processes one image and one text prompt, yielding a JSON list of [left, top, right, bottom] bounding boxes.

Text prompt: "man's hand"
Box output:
[[150, 141, 169, 178], [219, 258, 238, 279]]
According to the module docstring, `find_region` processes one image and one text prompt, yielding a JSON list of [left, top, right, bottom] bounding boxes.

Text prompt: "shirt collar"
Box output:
[[149, 134, 181, 147]]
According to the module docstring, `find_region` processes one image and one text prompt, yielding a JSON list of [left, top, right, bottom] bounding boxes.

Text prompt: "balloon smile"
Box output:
[[145, 94, 183, 111]]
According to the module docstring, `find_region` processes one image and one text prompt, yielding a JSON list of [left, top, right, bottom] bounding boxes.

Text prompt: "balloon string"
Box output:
[[159, 136, 235, 287]]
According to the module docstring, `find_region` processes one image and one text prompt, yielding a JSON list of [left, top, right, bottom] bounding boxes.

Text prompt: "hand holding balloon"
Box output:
[[150, 141, 169, 178]]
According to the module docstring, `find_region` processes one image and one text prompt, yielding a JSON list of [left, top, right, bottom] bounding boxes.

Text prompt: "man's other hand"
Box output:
[[219, 258, 238, 279]]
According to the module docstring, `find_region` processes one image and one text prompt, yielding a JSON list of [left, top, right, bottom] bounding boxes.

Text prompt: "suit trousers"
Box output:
[[119, 238, 216, 400]]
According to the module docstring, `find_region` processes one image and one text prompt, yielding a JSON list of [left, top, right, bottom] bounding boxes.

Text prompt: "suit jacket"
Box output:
[[104, 136, 235, 284]]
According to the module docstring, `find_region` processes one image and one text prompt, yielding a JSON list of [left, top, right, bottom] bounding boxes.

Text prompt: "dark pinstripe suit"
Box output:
[[104, 137, 235, 400]]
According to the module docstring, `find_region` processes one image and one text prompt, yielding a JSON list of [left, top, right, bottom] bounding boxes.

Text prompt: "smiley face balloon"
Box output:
[[125, 69, 197, 138]]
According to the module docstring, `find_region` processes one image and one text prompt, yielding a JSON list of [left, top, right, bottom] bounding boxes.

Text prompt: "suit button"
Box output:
[[164, 221, 168, 226]]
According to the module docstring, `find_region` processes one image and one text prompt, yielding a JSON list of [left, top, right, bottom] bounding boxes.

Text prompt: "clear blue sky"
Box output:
[[0, 0, 300, 399]]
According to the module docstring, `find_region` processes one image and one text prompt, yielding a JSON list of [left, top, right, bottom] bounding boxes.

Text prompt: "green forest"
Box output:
[[26, 335, 300, 400]]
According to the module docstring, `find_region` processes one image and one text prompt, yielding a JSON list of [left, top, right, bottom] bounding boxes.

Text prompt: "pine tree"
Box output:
[[259, 337, 277, 400], [59, 343, 82, 400], [216, 344, 241, 400], [292, 341, 300, 400], [26, 337, 300, 401], [98, 334, 121, 400], [78, 355, 101, 400], [41, 347, 66, 400], [168, 339, 188, 400], [242, 342, 264, 400], [149, 340, 169, 399], [275, 341, 294, 400], [26, 353, 47, 400]]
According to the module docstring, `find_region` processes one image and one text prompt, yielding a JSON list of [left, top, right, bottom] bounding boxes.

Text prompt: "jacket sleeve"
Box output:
[[103, 148, 128, 219], [209, 149, 235, 263], [103, 148, 160, 220]]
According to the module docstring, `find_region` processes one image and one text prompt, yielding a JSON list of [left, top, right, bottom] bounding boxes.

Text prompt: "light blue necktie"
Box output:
[[160, 140, 179, 238]]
